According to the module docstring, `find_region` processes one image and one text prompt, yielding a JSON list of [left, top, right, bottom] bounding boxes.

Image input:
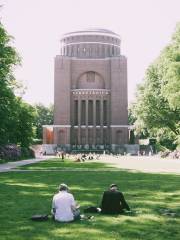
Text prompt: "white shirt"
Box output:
[[52, 191, 76, 222]]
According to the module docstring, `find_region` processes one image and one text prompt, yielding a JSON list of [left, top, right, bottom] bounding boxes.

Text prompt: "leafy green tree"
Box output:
[[14, 98, 36, 147], [128, 107, 136, 125], [132, 23, 180, 150], [0, 23, 36, 148], [34, 103, 54, 139], [0, 23, 20, 145], [160, 23, 180, 111], [0, 24, 20, 85]]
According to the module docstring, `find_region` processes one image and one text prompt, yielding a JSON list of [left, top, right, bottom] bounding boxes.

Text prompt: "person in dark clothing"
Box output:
[[100, 184, 130, 214]]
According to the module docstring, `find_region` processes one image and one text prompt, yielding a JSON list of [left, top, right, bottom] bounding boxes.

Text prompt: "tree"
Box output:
[[160, 23, 180, 110], [0, 23, 20, 145], [0, 23, 36, 147], [34, 103, 54, 139], [128, 107, 136, 125], [14, 98, 36, 147], [131, 23, 180, 150]]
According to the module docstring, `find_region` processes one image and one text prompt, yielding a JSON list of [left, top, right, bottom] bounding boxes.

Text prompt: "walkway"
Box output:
[[1, 155, 180, 174], [0, 156, 51, 173], [98, 155, 180, 174]]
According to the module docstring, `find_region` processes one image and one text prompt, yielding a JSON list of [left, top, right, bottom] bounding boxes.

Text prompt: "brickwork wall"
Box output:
[[52, 29, 129, 146]]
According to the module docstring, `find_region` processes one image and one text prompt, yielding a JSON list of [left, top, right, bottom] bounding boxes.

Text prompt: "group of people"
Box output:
[[73, 153, 101, 162], [52, 183, 130, 222]]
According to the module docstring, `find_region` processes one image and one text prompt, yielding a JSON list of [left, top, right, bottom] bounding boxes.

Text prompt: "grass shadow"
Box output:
[[0, 160, 180, 239]]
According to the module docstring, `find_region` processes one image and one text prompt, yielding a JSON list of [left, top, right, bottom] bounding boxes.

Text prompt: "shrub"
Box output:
[[0, 145, 35, 162], [21, 147, 35, 159], [160, 150, 171, 158], [0, 144, 21, 161]]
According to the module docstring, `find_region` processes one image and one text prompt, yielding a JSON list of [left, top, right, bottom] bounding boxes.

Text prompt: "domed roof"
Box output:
[[63, 28, 119, 37], [81, 28, 117, 34]]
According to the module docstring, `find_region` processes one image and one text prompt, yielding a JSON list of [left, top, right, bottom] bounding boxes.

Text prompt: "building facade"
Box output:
[[43, 29, 129, 152]]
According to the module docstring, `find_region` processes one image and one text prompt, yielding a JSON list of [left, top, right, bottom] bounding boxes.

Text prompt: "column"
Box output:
[[100, 97, 103, 144], [78, 96, 81, 144], [85, 99, 88, 144], [107, 97, 110, 144], [93, 99, 96, 145]]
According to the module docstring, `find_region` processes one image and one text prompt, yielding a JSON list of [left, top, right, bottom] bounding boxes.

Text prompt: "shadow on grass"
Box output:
[[18, 159, 113, 170], [0, 169, 180, 240]]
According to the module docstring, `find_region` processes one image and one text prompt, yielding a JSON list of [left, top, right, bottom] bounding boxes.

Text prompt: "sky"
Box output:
[[1, 0, 180, 106]]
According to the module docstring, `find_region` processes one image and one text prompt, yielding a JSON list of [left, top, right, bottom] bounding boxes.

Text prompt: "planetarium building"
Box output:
[[43, 29, 129, 153]]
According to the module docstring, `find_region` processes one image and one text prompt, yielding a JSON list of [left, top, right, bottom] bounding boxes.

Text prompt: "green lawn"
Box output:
[[18, 159, 113, 170], [0, 159, 180, 240]]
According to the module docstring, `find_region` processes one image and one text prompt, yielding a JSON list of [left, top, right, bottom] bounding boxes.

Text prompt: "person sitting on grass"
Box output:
[[51, 183, 80, 222], [100, 183, 130, 214]]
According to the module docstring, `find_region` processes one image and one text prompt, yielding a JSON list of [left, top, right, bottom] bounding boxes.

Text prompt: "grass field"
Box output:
[[0, 159, 180, 240]]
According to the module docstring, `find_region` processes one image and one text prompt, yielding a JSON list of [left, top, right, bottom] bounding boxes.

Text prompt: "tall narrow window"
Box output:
[[58, 130, 65, 145], [81, 100, 86, 125], [81, 129, 86, 145], [72, 128, 78, 145], [116, 130, 122, 144], [96, 129, 101, 145], [88, 100, 93, 125], [112, 46, 114, 56], [88, 129, 93, 145], [89, 47, 92, 57], [96, 100, 100, 125], [74, 100, 78, 125], [103, 100, 107, 125], [103, 129, 108, 144]]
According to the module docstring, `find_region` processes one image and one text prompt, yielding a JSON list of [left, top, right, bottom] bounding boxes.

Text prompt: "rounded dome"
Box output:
[[63, 28, 119, 37], [60, 28, 121, 59]]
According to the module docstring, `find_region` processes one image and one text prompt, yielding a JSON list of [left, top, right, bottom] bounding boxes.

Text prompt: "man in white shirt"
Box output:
[[52, 183, 80, 222]]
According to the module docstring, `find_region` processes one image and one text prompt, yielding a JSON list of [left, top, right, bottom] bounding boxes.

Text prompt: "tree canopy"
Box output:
[[34, 103, 53, 140], [0, 23, 35, 147], [131, 23, 180, 149]]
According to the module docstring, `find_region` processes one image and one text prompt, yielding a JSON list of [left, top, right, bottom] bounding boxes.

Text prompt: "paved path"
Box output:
[[97, 155, 180, 174], [1, 155, 180, 174], [0, 156, 51, 173]]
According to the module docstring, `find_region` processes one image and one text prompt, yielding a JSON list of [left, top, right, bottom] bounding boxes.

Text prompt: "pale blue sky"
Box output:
[[1, 0, 180, 105]]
